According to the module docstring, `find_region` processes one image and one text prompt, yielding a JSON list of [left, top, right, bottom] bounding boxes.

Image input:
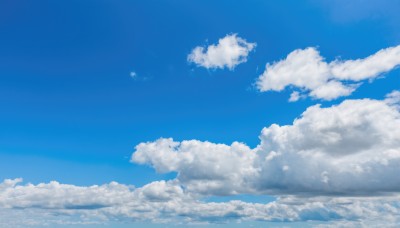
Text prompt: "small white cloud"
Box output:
[[188, 34, 256, 70], [130, 71, 137, 79], [288, 91, 301, 102], [256, 45, 400, 101]]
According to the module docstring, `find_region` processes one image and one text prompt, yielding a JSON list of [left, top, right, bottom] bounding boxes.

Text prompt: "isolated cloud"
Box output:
[[132, 93, 400, 196], [288, 91, 302, 102], [256, 45, 400, 101], [188, 34, 256, 70], [130, 71, 137, 79]]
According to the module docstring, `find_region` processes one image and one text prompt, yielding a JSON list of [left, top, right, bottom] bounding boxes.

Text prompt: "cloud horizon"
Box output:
[[3, 92, 400, 226]]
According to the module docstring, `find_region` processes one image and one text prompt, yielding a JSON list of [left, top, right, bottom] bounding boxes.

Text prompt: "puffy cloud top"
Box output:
[[132, 139, 257, 195], [188, 34, 256, 70], [257, 98, 400, 194]]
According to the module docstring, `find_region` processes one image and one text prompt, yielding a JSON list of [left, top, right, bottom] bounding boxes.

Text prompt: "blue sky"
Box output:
[[1, 0, 400, 227]]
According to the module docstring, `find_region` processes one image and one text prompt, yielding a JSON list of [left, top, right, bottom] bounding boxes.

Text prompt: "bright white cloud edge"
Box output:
[[256, 45, 400, 101], [188, 34, 256, 70]]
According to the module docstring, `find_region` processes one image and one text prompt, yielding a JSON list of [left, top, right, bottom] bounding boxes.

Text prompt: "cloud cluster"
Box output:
[[2, 178, 400, 227], [3, 93, 400, 226], [133, 93, 400, 196], [188, 34, 256, 70], [256, 45, 400, 101]]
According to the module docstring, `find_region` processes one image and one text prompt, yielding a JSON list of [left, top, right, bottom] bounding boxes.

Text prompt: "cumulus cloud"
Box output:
[[132, 93, 400, 196], [256, 45, 400, 101], [257, 97, 400, 194], [188, 34, 256, 70], [133, 139, 257, 196]]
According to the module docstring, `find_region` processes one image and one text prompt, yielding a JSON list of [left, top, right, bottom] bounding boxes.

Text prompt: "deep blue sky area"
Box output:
[[0, 0, 399, 187]]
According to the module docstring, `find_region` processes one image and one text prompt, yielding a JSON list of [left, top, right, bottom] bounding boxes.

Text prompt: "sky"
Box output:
[[1, 0, 400, 227]]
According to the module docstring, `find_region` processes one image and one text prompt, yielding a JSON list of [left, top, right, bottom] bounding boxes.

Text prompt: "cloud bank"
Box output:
[[188, 34, 256, 70], [256, 45, 400, 101], [2, 178, 400, 227], [2, 93, 400, 226]]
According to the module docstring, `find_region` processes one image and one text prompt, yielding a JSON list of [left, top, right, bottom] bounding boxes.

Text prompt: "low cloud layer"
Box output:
[[188, 34, 256, 70], [2, 93, 400, 226], [256, 45, 400, 101], [1, 179, 400, 227]]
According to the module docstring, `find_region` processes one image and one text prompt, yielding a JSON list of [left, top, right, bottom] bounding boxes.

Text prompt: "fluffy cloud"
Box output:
[[330, 45, 400, 80], [132, 93, 400, 196], [256, 45, 400, 101], [256, 97, 400, 194], [133, 139, 257, 196], [188, 34, 256, 70], [0, 178, 133, 210]]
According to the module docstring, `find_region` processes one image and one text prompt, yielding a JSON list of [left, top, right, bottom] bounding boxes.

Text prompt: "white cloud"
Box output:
[[133, 139, 257, 196], [330, 45, 400, 80], [130, 71, 137, 79], [188, 34, 256, 70], [256, 45, 400, 101], [256, 97, 400, 194], [2, 178, 400, 227], [0, 178, 134, 210], [132, 93, 400, 196], [308, 80, 356, 101], [288, 91, 301, 102], [385, 90, 400, 109]]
